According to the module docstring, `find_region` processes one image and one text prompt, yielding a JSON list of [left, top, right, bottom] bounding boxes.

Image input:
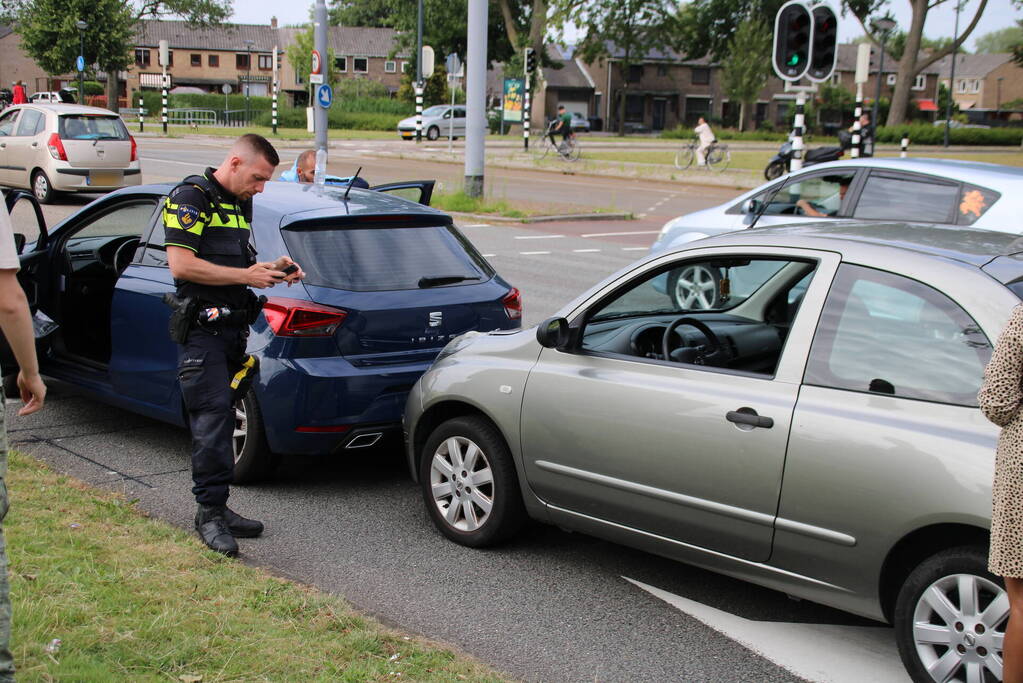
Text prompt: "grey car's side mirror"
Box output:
[[536, 317, 571, 349], [743, 199, 762, 215]]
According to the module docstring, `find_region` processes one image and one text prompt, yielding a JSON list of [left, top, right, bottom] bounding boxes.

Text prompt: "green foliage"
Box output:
[[398, 70, 450, 107], [82, 80, 104, 96], [254, 107, 402, 130], [431, 191, 528, 218], [14, 0, 134, 75], [133, 0, 231, 26], [972, 23, 1023, 54], [721, 17, 772, 131], [334, 78, 391, 99], [661, 126, 790, 141], [885, 31, 961, 62], [937, 83, 959, 118], [287, 25, 339, 86], [875, 124, 1023, 146], [675, 0, 787, 62]]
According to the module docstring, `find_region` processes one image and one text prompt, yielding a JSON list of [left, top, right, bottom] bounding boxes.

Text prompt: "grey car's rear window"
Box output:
[[282, 223, 492, 292], [59, 115, 129, 141]]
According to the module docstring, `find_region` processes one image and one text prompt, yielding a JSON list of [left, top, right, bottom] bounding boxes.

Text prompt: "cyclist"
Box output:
[[548, 105, 574, 154], [694, 116, 715, 166]]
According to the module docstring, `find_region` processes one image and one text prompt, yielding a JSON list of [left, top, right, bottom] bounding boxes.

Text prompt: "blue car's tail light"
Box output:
[[262, 297, 347, 337], [503, 287, 522, 320]]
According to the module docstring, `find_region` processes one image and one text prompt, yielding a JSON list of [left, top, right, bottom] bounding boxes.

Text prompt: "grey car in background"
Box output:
[[405, 221, 1021, 683], [397, 105, 466, 140]]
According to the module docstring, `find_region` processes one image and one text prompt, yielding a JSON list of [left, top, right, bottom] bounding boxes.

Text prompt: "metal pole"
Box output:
[[872, 38, 886, 130], [901, 135, 909, 157], [464, 0, 487, 198], [416, 0, 424, 143], [138, 92, 144, 132], [162, 67, 168, 134], [791, 90, 805, 171], [944, 0, 962, 147], [523, 64, 531, 151], [314, 1, 328, 162], [77, 26, 85, 106], [448, 83, 455, 154], [272, 45, 279, 135], [245, 46, 252, 125], [851, 83, 862, 158]]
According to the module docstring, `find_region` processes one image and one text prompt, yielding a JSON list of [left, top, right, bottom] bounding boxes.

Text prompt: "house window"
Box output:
[[258, 54, 272, 70], [913, 74, 926, 90], [190, 53, 201, 67], [165, 51, 173, 67], [627, 65, 643, 83], [691, 67, 710, 85], [886, 74, 896, 86], [236, 53, 250, 70], [657, 64, 668, 77], [354, 57, 369, 73], [135, 49, 150, 67], [625, 94, 644, 122], [295, 69, 305, 85], [335, 56, 347, 72], [829, 72, 842, 86], [970, 79, 981, 93], [400, 61, 409, 72], [957, 79, 968, 94], [385, 60, 396, 73], [208, 54, 219, 67]]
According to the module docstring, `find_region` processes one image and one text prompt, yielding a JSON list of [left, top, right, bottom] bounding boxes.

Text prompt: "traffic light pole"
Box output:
[[791, 90, 806, 171], [851, 83, 862, 158], [523, 60, 531, 151]]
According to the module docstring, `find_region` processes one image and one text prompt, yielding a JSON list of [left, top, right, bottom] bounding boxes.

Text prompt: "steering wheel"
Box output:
[[662, 316, 723, 365], [109, 237, 139, 274]]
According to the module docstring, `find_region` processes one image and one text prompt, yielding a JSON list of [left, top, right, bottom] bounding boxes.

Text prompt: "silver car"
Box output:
[[405, 221, 1019, 683], [0, 103, 141, 203], [397, 105, 467, 141]]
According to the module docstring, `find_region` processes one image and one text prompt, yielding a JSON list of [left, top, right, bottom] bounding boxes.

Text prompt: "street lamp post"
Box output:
[[943, 0, 962, 147], [871, 16, 897, 129], [997, 76, 1004, 121], [244, 39, 254, 124], [76, 20, 87, 105]]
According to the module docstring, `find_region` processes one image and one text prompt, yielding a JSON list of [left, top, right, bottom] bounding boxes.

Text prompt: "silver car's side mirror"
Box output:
[[536, 317, 571, 349], [743, 199, 762, 215]]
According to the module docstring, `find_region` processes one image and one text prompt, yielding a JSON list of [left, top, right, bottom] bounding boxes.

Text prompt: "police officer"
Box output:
[[164, 134, 303, 556]]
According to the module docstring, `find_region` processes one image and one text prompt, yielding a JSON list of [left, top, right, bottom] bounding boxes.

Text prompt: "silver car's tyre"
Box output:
[[420, 416, 525, 547], [667, 264, 721, 311], [32, 170, 54, 204], [894, 546, 1007, 683], [426, 125, 440, 141], [231, 392, 278, 483]]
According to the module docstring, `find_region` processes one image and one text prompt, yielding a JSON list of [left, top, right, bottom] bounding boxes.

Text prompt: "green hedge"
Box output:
[[875, 123, 1023, 146], [253, 107, 401, 131], [661, 126, 790, 142]]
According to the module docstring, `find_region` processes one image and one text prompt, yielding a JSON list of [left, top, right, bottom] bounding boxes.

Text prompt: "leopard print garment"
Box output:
[[979, 304, 1023, 578]]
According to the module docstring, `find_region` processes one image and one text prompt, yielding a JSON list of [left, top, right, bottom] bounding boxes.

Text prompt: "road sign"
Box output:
[[76, 55, 85, 72], [311, 50, 322, 75], [309, 73, 324, 84], [445, 53, 462, 76], [854, 41, 871, 84], [422, 45, 435, 77], [316, 84, 333, 109], [221, 83, 233, 94], [159, 40, 170, 68]]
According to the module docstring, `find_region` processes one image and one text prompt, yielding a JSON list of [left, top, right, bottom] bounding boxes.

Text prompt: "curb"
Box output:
[[446, 211, 634, 224]]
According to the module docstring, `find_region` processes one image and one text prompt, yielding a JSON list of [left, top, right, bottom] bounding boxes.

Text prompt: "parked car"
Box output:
[[569, 112, 590, 133], [28, 90, 75, 104], [397, 105, 467, 140], [405, 220, 1019, 683], [2, 179, 521, 481], [652, 158, 1021, 308], [0, 103, 141, 203], [933, 119, 991, 129]]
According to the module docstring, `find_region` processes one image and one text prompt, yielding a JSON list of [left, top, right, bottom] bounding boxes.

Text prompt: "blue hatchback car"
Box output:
[[2, 181, 521, 481]]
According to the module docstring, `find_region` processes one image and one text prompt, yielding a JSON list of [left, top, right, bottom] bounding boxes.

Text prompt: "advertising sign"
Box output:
[[502, 78, 524, 123]]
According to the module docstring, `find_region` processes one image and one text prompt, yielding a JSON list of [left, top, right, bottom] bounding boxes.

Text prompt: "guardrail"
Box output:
[[168, 108, 218, 126]]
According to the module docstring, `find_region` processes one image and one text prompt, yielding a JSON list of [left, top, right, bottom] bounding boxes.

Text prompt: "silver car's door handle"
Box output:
[[726, 410, 774, 429], [30, 142, 37, 147]]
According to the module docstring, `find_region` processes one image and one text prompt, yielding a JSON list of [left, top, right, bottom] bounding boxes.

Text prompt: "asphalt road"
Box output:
[[6, 143, 912, 682]]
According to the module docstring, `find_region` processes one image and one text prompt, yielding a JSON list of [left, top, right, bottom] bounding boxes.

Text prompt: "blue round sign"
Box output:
[[316, 84, 333, 109], [76, 55, 85, 72]]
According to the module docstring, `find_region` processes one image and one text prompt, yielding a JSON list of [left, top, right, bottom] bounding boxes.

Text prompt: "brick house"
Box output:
[[827, 44, 943, 121], [0, 24, 77, 94], [933, 53, 1023, 123]]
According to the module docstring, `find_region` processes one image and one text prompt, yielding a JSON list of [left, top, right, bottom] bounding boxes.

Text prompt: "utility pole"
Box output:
[[851, 42, 870, 158], [943, 0, 962, 148], [160, 39, 169, 134], [464, 0, 487, 197], [415, 0, 424, 143], [314, 0, 329, 176], [272, 45, 279, 135]]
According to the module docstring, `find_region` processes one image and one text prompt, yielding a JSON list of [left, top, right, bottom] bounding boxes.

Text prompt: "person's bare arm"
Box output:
[[167, 246, 285, 289], [0, 269, 44, 415]]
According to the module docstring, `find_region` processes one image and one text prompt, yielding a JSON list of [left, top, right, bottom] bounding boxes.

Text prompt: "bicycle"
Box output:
[[674, 140, 730, 172], [533, 120, 581, 162]]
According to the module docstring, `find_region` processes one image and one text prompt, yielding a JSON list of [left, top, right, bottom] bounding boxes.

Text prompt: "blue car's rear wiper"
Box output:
[[418, 275, 481, 288]]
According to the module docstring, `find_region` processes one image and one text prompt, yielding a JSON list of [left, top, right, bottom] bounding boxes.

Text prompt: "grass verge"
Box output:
[[5, 451, 507, 682], [431, 191, 530, 218]]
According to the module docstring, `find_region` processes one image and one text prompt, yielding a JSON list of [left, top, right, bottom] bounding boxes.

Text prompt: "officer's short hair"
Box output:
[[238, 133, 280, 167]]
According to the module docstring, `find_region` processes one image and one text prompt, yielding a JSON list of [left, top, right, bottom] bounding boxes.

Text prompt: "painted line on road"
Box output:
[[515, 234, 565, 240], [519, 251, 552, 255], [622, 247, 647, 251], [140, 157, 206, 166], [482, 253, 497, 257], [581, 230, 661, 238], [625, 578, 908, 683], [573, 248, 601, 253]]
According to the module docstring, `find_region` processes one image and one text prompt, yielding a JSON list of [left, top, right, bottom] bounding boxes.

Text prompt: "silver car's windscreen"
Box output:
[[58, 115, 130, 141]]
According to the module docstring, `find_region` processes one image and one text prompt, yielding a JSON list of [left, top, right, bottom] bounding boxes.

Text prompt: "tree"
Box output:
[[974, 24, 1023, 53], [721, 16, 772, 132], [558, 0, 678, 135], [675, 0, 788, 62], [286, 24, 339, 104], [883, 31, 961, 61], [845, 0, 990, 126]]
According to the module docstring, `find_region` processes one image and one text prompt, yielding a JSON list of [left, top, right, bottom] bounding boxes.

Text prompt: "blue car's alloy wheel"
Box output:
[[231, 393, 278, 483]]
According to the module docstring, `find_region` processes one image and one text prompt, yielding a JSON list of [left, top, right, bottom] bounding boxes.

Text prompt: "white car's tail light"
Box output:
[[47, 133, 67, 161]]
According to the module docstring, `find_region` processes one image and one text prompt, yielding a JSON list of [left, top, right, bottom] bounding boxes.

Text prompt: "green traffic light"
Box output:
[[788, 54, 801, 66]]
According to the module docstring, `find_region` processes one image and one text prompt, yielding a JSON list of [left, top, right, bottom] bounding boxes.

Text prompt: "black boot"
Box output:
[[195, 505, 239, 557], [222, 506, 264, 538]]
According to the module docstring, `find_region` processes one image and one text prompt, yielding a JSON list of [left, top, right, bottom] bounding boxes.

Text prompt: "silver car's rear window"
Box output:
[[58, 115, 129, 141]]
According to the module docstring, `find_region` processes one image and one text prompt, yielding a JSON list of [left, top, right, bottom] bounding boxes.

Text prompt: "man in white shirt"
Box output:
[[0, 196, 46, 682], [694, 116, 715, 166]]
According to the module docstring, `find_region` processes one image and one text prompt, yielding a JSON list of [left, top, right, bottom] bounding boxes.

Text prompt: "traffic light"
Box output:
[[808, 5, 838, 81], [524, 47, 537, 74], [772, 1, 812, 81]]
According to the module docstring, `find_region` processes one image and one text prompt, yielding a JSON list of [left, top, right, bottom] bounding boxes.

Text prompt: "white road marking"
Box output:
[[622, 247, 647, 251], [519, 251, 552, 255], [515, 234, 565, 240], [626, 578, 908, 683], [581, 230, 660, 238], [482, 253, 497, 257], [573, 248, 601, 253], [140, 157, 206, 166]]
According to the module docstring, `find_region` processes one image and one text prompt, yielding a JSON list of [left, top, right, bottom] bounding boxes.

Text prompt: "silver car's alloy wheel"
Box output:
[[674, 265, 718, 310], [33, 172, 50, 202], [232, 400, 247, 464], [429, 436, 494, 532], [911, 573, 1006, 682]]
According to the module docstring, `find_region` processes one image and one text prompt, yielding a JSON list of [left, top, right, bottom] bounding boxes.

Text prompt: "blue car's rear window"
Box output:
[[282, 223, 493, 292]]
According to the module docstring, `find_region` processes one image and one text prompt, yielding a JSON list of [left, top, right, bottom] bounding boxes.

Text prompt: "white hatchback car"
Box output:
[[0, 103, 141, 203]]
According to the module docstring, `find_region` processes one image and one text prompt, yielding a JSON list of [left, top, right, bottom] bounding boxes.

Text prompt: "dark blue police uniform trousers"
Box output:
[[177, 324, 248, 506]]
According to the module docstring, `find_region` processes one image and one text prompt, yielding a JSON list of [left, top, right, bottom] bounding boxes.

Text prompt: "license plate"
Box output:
[[87, 171, 121, 186]]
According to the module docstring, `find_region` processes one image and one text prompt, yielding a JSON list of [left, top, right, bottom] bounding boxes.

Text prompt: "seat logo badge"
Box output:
[[428, 311, 442, 327]]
